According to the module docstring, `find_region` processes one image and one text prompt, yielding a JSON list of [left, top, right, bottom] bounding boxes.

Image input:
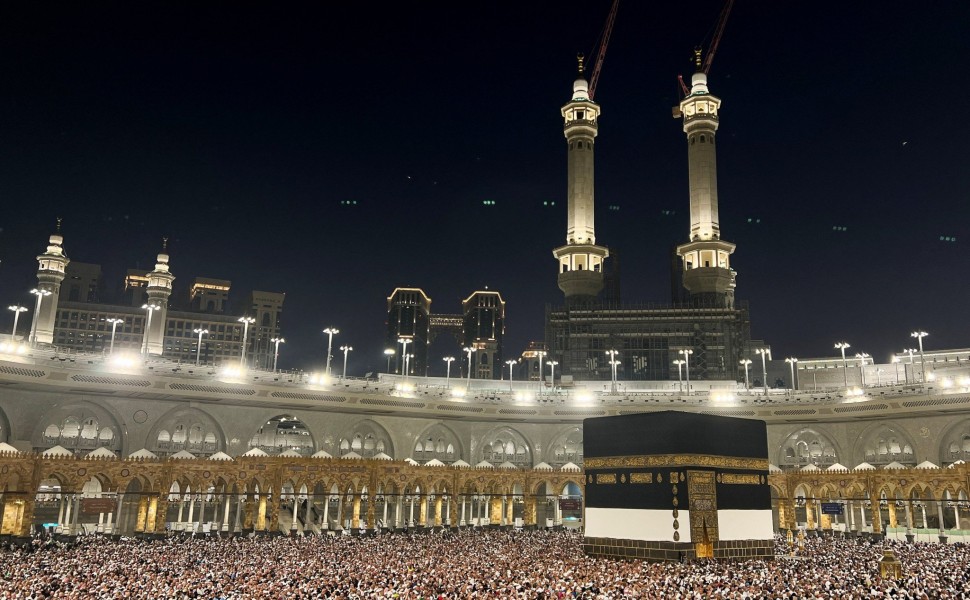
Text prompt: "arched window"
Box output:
[[62, 418, 80, 439], [480, 353, 489, 365]]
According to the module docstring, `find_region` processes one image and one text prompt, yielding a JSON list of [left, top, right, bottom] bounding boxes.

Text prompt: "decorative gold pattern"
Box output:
[[630, 472, 652, 484], [720, 473, 761, 485], [671, 484, 678, 494], [585, 454, 768, 470], [688, 470, 718, 544], [595, 473, 616, 485]]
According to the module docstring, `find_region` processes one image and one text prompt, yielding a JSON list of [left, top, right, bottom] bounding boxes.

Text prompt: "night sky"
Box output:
[[0, 2, 968, 375]]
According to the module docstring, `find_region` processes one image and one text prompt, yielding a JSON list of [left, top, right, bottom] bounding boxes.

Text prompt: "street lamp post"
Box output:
[[404, 353, 414, 381], [238, 316, 256, 367], [463, 346, 476, 389], [270, 337, 285, 372], [384, 348, 396, 373], [29, 289, 52, 345], [140, 303, 160, 354], [606, 349, 619, 393], [443, 356, 455, 388], [7, 305, 27, 341], [505, 359, 517, 391], [755, 348, 771, 395], [188, 327, 210, 367], [673, 359, 685, 393], [785, 357, 798, 391], [903, 348, 916, 384], [397, 337, 411, 377], [340, 345, 353, 378], [739, 359, 752, 390], [324, 327, 340, 376], [193, 328, 209, 366], [106, 318, 124, 355], [911, 331, 928, 383], [546, 360, 558, 393], [892, 356, 902, 384], [536, 350, 547, 396], [835, 342, 851, 389], [855, 353, 871, 387], [678, 349, 693, 395]]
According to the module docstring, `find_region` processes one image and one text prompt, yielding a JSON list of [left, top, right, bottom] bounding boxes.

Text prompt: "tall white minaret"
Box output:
[[30, 219, 69, 345], [675, 51, 736, 307], [143, 238, 175, 355], [553, 55, 609, 303]]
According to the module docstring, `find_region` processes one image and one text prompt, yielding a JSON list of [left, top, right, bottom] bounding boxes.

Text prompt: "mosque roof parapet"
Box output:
[[7, 344, 970, 425]]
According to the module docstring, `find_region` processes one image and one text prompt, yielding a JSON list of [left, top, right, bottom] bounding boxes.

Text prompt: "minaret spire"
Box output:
[[552, 58, 609, 304], [674, 62, 737, 307], [143, 238, 175, 355], [31, 221, 70, 345]]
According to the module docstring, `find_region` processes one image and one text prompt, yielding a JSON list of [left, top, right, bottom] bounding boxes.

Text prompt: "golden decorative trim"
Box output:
[[585, 454, 768, 470], [595, 473, 616, 485], [721, 474, 761, 485], [630, 472, 652, 484]]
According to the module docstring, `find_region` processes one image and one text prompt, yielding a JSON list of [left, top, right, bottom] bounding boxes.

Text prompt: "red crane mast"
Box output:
[[588, 0, 620, 101]]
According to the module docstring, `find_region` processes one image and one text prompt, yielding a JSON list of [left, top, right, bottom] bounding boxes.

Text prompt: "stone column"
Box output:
[[869, 497, 882, 536], [257, 496, 268, 531], [905, 501, 915, 540], [381, 496, 388, 528], [15, 499, 35, 539], [805, 500, 816, 530], [351, 495, 361, 530], [143, 496, 156, 533], [460, 496, 466, 526], [135, 496, 148, 532], [952, 501, 961, 531], [525, 496, 537, 527], [115, 494, 125, 535], [199, 494, 207, 533], [186, 495, 196, 531], [267, 496, 279, 533], [506, 495, 514, 525], [888, 502, 898, 529], [57, 495, 66, 528], [845, 500, 854, 533], [233, 495, 244, 533], [433, 496, 442, 527], [304, 494, 313, 532], [365, 496, 376, 531], [490, 496, 502, 524], [63, 495, 74, 534], [322, 494, 330, 529], [418, 496, 428, 527], [937, 501, 948, 543], [243, 495, 255, 531], [222, 493, 232, 532], [177, 494, 185, 527], [336, 495, 344, 530]]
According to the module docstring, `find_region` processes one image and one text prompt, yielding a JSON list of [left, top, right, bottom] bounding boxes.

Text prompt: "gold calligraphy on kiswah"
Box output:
[[720, 473, 761, 485], [585, 454, 768, 470]]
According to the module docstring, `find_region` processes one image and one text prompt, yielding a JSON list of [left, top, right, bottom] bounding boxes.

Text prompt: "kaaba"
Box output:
[[582, 411, 773, 561]]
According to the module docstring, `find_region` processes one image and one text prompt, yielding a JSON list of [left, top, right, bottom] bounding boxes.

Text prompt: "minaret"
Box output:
[[675, 50, 736, 307], [552, 55, 609, 304], [143, 238, 175, 355], [31, 219, 70, 345]]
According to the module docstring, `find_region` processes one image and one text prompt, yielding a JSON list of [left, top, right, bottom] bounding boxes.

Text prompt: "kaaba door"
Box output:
[[695, 540, 714, 558]]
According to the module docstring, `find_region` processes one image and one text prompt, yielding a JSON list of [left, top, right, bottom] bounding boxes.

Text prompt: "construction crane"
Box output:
[[588, 0, 619, 101], [677, 0, 734, 97]]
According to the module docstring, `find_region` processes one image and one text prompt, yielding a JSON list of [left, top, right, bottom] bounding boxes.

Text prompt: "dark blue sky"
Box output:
[[0, 1, 967, 374]]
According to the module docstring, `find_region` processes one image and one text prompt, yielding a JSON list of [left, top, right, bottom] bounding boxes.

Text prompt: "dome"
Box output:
[[572, 77, 590, 101]]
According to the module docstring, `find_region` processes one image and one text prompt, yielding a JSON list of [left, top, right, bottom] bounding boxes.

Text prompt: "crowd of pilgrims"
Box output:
[[0, 529, 968, 599]]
